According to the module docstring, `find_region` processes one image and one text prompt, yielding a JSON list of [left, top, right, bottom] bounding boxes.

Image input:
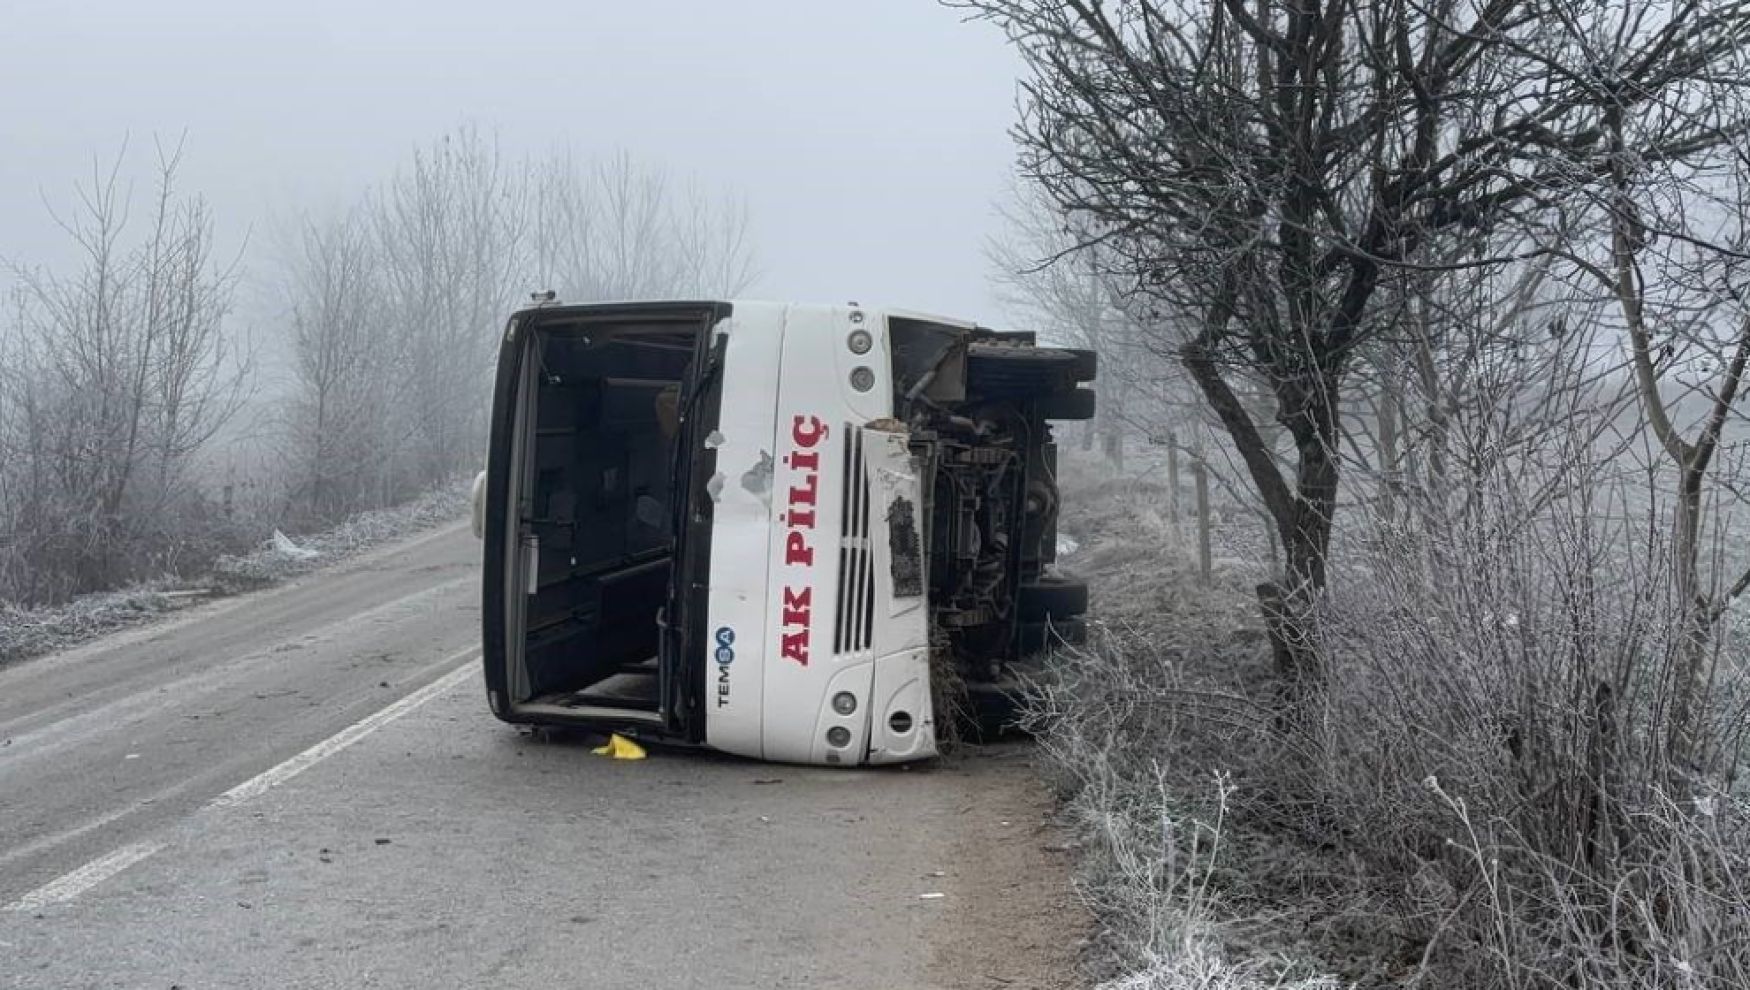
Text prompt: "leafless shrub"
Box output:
[[0, 584, 187, 668], [1305, 477, 1750, 988], [1044, 403, 1750, 987], [0, 477, 470, 668], [1305, 340, 1750, 987], [1021, 501, 1339, 986]]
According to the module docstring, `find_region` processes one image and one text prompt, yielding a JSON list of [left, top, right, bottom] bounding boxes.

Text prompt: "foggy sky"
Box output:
[[0, 1, 1026, 324]]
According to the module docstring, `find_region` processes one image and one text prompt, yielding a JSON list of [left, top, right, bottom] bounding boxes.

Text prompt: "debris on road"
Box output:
[[212, 482, 469, 589], [270, 530, 320, 561], [590, 734, 647, 760]]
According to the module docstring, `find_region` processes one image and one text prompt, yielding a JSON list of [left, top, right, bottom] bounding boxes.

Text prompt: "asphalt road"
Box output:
[[0, 523, 1079, 989]]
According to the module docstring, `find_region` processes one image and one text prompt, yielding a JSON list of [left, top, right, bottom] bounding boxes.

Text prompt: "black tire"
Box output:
[[966, 344, 1096, 396], [1018, 615, 1088, 654], [1034, 388, 1096, 421], [1017, 574, 1088, 621]]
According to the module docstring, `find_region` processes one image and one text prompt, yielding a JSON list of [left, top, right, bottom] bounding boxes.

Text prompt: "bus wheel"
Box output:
[[965, 343, 1096, 396], [1017, 574, 1089, 621], [1034, 387, 1096, 421]]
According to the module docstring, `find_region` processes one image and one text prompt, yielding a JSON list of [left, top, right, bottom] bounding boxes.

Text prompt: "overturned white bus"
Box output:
[[475, 300, 1093, 765]]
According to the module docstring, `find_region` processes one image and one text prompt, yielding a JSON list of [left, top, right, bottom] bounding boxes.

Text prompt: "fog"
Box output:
[[0, 1, 1023, 320], [0, 2, 1035, 604], [12, 5, 1750, 988]]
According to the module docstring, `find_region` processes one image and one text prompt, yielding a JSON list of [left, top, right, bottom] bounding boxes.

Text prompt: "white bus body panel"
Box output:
[[703, 303, 937, 766], [761, 305, 884, 764], [702, 304, 788, 760]]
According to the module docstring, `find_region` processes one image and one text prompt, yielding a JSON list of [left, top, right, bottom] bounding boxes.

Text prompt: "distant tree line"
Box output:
[[0, 127, 755, 606], [278, 128, 755, 524]]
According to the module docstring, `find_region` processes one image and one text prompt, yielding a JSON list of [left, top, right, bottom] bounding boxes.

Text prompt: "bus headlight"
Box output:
[[826, 726, 852, 748], [832, 692, 857, 715], [850, 366, 875, 392], [847, 329, 873, 354]]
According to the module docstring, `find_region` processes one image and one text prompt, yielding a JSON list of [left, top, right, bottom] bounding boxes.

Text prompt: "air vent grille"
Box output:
[[834, 425, 876, 654]]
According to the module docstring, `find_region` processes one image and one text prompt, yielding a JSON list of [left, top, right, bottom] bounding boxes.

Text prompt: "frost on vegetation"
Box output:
[[0, 584, 185, 666], [1075, 767, 1344, 990], [1100, 950, 1345, 990], [1051, 735, 1343, 990], [1050, 455, 1750, 989], [0, 481, 470, 666], [1034, 470, 1341, 990], [212, 481, 469, 587], [1028, 655, 1332, 980]]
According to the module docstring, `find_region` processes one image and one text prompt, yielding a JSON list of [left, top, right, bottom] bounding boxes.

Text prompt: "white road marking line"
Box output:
[[207, 651, 479, 810], [3, 841, 164, 913], [0, 797, 168, 872], [0, 649, 479, 914]]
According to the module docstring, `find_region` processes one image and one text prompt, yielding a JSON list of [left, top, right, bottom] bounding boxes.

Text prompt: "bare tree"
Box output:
[[993, 187, 1300, 553], [371, 126, 528, 487], [0, 140, 245, 600], [528, 149, 758, 302], [1550, 103, 1750, 769], [282, 206, 394, 521], [957, 0, 1750, 693], [989, 188, 1155, 465], [671, 178, 759, 298]]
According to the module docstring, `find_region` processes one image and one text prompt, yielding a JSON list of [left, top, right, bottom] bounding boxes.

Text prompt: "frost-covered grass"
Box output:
[[1045, 452, 1750, 990], [210, 483, 470, 588], [0, 481, 470, 667], [0, 581, 194, 668], [1036, 466, 1344, 989]]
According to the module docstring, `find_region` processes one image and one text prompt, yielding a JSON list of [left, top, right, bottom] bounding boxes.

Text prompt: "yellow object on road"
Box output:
[[592, 734, 647, 760]]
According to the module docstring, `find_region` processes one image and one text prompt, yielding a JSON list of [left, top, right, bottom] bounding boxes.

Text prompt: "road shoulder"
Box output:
[[932, 746, 1088, 990], [3, 674, 1085, 990]]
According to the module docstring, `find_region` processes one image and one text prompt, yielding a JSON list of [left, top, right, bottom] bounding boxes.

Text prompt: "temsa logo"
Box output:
[[779, 415, 828, 666]]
